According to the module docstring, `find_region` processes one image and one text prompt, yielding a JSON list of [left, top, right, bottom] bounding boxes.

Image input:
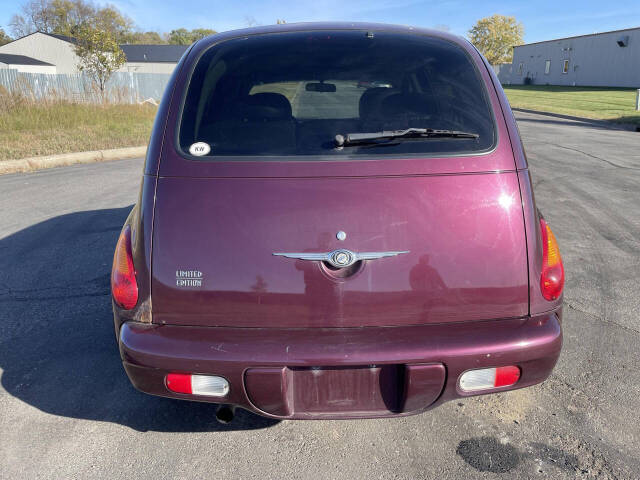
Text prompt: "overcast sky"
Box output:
[[2, 0, 639, 43]]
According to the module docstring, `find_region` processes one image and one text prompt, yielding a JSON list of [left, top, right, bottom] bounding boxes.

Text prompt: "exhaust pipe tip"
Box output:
[[216, 405, 235, 424]]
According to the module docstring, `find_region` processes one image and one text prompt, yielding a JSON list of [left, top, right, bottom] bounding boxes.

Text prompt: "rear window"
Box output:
[[178, 30, 496, 159]]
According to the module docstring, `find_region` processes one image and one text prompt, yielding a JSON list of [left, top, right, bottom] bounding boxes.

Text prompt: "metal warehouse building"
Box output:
[[0, 32, 188, 74], [508, 26, 640, 87]]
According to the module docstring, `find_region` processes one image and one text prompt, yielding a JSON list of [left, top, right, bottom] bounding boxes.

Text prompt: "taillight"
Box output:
[[111, 225, 138, 309], [540, 217, 564, 301]]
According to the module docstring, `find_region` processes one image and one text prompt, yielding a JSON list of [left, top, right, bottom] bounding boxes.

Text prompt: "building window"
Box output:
[[562, 60, 569, 74], [545, 60, 551, 75], [518, 63, 523, 76]]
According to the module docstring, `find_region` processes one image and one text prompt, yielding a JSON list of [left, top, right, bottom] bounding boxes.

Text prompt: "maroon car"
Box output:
[[112, 23, 564, 422]]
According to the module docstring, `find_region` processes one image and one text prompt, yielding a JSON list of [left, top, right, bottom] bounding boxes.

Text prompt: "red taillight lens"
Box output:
[[166, 373, 192, 394], [540, 218, 564, 301], [111, 225, 138, 309], [494, 366, 521, 387]]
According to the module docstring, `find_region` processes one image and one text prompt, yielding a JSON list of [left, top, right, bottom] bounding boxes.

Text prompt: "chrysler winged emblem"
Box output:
[[273, 249, 409, 268]]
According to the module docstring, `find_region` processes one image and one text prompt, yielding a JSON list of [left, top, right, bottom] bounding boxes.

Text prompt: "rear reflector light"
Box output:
[[459, 366, 521, 392], [166, 373, 229, 397], [165, 373, 191, 394], [540, 217, 564, 301], [111, 225, 138, 309]]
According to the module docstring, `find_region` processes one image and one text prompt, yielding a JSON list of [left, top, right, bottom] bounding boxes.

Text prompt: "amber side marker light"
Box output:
[[111, 225, 138, 309], [540, 218, 565, 301]]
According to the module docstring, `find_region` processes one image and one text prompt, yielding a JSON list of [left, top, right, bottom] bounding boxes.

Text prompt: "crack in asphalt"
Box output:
[[544, 143, 640, 171], [565, 300, 640, 335]]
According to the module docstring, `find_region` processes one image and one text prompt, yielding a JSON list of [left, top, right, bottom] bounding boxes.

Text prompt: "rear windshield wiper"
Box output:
[[334, 128, 479, 147]]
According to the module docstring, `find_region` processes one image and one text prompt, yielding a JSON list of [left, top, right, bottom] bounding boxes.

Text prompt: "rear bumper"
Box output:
[[119, 311, 562, 419]]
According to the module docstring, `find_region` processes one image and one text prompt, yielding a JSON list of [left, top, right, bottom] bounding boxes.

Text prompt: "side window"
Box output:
[[562, 60, 569, 74], [544, 60, 551, 75], [517, 63, 524, 76]]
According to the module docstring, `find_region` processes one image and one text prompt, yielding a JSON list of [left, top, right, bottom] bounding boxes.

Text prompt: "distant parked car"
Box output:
[[112, 23, 564, 422]]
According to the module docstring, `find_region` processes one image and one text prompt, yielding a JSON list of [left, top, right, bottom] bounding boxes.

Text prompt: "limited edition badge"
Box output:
[[175, 269, 203, 287]]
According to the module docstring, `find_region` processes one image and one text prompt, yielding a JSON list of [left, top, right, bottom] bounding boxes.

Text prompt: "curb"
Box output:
[[0, 145, 147, 176], [512, 108, 639, 131]]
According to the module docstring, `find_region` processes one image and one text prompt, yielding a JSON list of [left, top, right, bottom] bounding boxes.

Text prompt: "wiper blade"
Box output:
[[334, 128, 479, 147]]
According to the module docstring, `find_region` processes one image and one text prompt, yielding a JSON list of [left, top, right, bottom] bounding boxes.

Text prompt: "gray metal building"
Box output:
[[507, 27, 640, 87], [0, 32, 188, 74]]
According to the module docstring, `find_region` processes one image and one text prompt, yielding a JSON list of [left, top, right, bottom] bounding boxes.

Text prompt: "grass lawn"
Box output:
[[503, 85, 640, 125], [0, 102, 157, 161]]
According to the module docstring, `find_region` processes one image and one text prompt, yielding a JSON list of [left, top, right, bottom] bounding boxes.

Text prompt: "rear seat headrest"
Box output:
[[360, 88, 437, 120], [379, 93, 437, 117], [238, 92, 293, 121], [359, 87, 399, 120]]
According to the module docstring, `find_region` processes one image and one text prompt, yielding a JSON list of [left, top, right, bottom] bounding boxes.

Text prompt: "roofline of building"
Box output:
[[119, 44, 189, 62], [123, 60, 182, 63], [2, 34, 186, 63], [514, 26, 640, 48], [0, 53, 55, 66], [2, 31, 76, 45], [118, 43, 185, 46]]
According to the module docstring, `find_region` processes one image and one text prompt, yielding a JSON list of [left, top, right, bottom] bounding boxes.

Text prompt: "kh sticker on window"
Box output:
[[189, 142, 211, 156]]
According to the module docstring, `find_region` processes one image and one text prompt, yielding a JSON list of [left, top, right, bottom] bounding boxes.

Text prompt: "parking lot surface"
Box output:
[[1, 112, 639, 479]]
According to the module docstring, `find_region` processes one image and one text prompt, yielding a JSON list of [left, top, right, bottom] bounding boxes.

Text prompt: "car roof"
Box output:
[[193, 22, 470, 49]]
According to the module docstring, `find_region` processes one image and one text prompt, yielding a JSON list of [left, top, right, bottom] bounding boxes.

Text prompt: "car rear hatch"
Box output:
[[149, 28, 528, 329]]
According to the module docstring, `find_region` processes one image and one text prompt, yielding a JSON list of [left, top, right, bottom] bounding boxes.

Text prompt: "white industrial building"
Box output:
[[0, 32, 77, 73], [0, 32, 188, 75], [503, 26, 640, 87]]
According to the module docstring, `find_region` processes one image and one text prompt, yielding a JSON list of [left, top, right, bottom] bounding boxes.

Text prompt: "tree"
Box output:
[[167, 28, 216, 45], [0, 29, 11, 46], [468, 14, 524, 65], [9, 0, 56, 37], [123, 31, 167, 45], [166, 28, 190, 45], [74, 24, 125, 100], [92, 4, 134, 43], [191, 28, 216, 41], [49, 0, 94, 36], [8, 0, 134, 42]]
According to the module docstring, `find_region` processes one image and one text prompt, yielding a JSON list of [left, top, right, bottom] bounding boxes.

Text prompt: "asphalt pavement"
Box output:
[[0, 111, 639, 479]]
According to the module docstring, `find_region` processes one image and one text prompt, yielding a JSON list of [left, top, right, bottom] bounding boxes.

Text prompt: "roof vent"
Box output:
[[617, 35, 629, 47]]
